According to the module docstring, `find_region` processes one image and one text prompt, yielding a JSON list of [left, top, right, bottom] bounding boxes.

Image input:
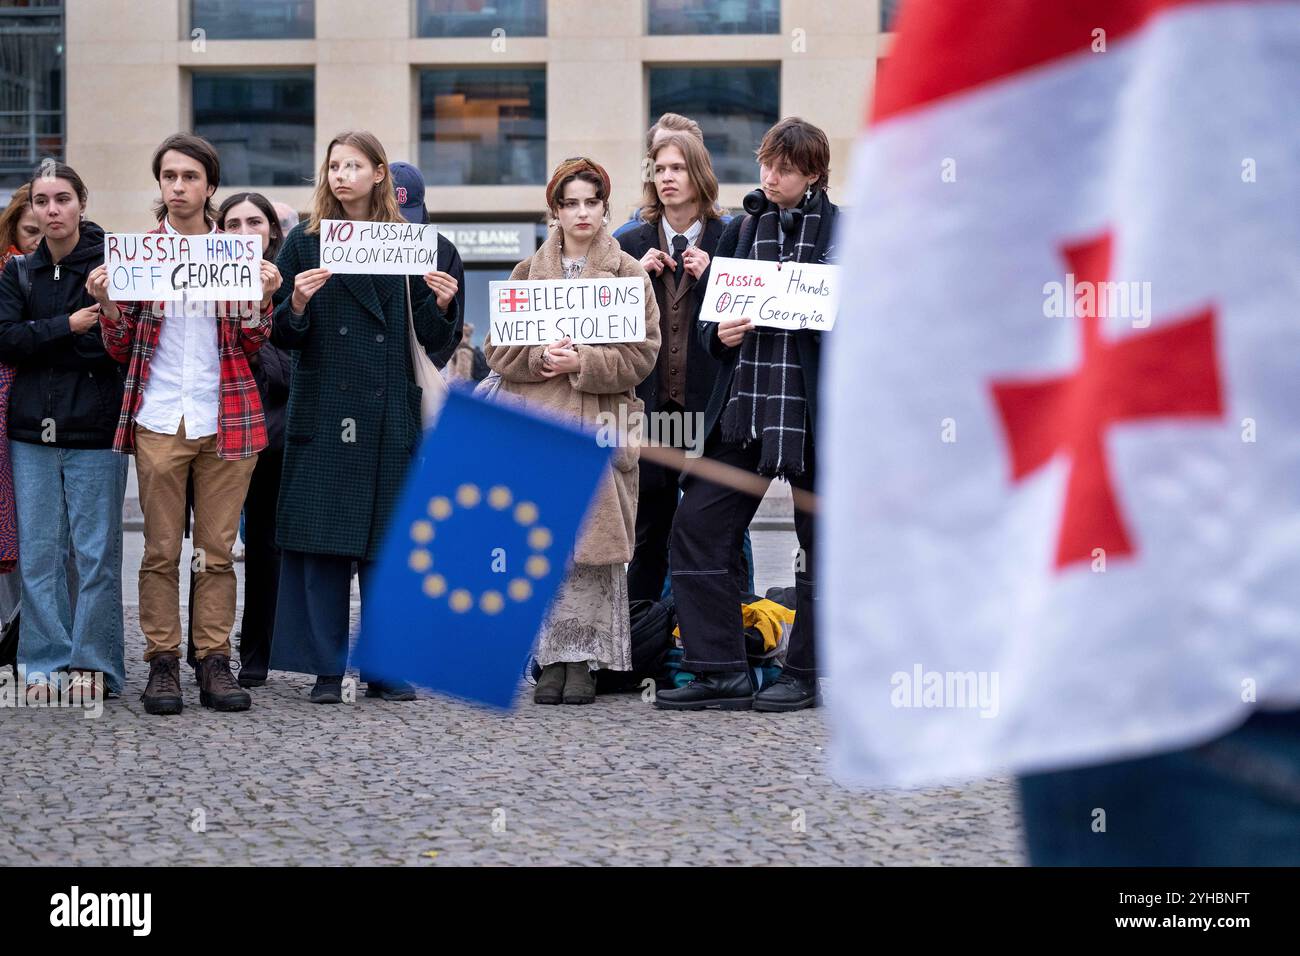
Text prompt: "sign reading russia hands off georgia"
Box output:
[[700, 256, 841, 331], [106, 232, 263, 302]]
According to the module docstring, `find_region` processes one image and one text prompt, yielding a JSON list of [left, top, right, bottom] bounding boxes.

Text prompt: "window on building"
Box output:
[[881, 0, 901, 32], [192, 71, 315, 187], [0, 0, 64, 189], [647, 66, 779, 184], [418, 68, 546, 186], [189, 0, 315, 40], [416, 0, 545, 38], [648, 0, 779, 35]]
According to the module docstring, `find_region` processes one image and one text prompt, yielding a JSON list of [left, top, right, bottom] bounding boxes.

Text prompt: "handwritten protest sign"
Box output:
[[319, 219, 438, 275], [106, 233, 262, 302], [700, 257, 840, 331], [488, 278, 646, 346]]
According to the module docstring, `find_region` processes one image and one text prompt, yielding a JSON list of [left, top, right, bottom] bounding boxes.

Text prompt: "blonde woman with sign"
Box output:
[[484, 157, 660, 705], [269, 130, 459, 704]]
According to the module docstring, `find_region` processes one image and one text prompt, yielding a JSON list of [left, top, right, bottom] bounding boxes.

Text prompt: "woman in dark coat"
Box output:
[[270, 131, 459, 702]]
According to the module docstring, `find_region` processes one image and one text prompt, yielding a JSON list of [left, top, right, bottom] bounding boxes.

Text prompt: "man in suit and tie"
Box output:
[[617, 131, 728, 603]]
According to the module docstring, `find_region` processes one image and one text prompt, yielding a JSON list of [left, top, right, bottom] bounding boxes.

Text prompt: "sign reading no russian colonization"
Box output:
[[319, 219, 439, 275]]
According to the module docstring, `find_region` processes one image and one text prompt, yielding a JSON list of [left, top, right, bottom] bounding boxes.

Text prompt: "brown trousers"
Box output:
[[135, 422, 256, 661]]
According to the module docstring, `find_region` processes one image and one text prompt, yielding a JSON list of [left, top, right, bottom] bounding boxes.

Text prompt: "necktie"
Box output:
[[672, 234, 688, 276]]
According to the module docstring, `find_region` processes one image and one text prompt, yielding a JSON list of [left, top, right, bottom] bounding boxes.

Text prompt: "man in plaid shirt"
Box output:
[[87, 133, 280, 716]]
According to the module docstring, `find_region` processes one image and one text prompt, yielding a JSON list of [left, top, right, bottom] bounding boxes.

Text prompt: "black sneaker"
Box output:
[[310, 675, 344, 704]]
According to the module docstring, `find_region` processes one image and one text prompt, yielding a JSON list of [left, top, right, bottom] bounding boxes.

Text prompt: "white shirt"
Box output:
[[134, 217, 221, 440], [662, 217, 703, 250]]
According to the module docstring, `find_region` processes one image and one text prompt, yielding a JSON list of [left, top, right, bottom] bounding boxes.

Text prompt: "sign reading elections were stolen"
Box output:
[[319, 219, 439, 275], [488, 278, 645, 346], [106, 233, 262, 302], [700, 257, 841, 331]]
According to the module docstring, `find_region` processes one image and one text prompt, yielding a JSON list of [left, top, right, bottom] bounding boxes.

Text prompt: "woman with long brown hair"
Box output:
[[269, 131, 459, 703]]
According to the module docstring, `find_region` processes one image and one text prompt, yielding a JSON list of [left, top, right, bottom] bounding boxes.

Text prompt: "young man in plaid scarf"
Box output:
[[656, 118, 838, 713], [88, 133, 281, 716]]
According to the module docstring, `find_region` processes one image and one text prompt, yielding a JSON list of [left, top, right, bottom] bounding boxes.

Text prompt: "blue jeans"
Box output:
[[10, 441, 127, 694], [1019, 708, 1300, 865]]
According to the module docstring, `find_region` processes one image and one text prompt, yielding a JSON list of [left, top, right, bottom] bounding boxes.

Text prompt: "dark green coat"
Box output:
[[271, 223, 458, 561]]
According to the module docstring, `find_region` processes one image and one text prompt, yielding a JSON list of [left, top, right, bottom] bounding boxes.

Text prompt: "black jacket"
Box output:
[[426, 233, 466, 370], [617, 217, 727, 417], [0, 222, 124, 448], [697, 196, 839, 442], [249, 340, 292, 452]]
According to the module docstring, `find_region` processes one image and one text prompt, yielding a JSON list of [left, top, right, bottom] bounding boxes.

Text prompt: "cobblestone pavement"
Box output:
[[0, 530, 1025, 866]]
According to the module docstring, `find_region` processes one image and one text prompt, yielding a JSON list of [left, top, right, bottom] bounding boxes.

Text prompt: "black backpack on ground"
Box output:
[[594, 595, 678, 693]]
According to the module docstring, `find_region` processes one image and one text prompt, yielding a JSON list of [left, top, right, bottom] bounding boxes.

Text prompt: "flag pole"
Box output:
[[634, 442, 819, 515]]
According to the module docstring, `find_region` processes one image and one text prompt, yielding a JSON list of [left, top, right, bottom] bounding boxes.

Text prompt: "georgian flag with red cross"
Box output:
[[822, 0, 1300, 787]]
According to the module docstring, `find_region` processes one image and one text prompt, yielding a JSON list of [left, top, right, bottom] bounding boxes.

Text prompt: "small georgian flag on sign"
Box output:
[[498, 287, 530, 312]]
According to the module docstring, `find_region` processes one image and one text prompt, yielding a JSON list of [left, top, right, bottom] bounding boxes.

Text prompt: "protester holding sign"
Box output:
[[483, 157, 660, 705], [0, 162, 127, 702], [617, 131, 728, 604], [89, 133, 280, 716], [269, 130, 458, 704], [657, 118, 838, 713]]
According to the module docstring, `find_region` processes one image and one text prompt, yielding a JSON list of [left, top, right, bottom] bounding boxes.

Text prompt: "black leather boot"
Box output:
[[197, 654, 252, 712], [753, 671, 821, 712], [654, 670, 754, 711], [141, 653, 184, 716]]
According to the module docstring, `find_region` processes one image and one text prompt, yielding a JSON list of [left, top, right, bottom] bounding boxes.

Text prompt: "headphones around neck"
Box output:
[[742, 187, 811, 236]]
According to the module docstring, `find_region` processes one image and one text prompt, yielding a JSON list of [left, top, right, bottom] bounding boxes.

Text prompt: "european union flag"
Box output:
[[354, 388, 612, 708]]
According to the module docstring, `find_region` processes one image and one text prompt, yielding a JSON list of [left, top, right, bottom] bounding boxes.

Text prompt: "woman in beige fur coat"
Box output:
[[484, 157, 660, 705]]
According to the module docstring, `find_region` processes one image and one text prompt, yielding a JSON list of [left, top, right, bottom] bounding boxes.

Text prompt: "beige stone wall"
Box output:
[[65, 0, 882, 232]]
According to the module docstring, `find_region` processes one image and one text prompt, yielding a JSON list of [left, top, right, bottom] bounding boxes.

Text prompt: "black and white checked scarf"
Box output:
[[720, 190, 823, 477]]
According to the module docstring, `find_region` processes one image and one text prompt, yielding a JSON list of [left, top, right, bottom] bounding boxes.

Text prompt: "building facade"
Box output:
[[4, 0, 892, 332]]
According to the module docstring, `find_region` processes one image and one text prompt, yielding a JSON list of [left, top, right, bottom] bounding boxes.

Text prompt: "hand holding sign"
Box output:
[[85, 265, 115, 310], [424, 270, 458, 311], [290, 268, 332, 315], [717, 316, 754, 348], [540, 336, 579, 377], [259, 261, 282, 307]]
